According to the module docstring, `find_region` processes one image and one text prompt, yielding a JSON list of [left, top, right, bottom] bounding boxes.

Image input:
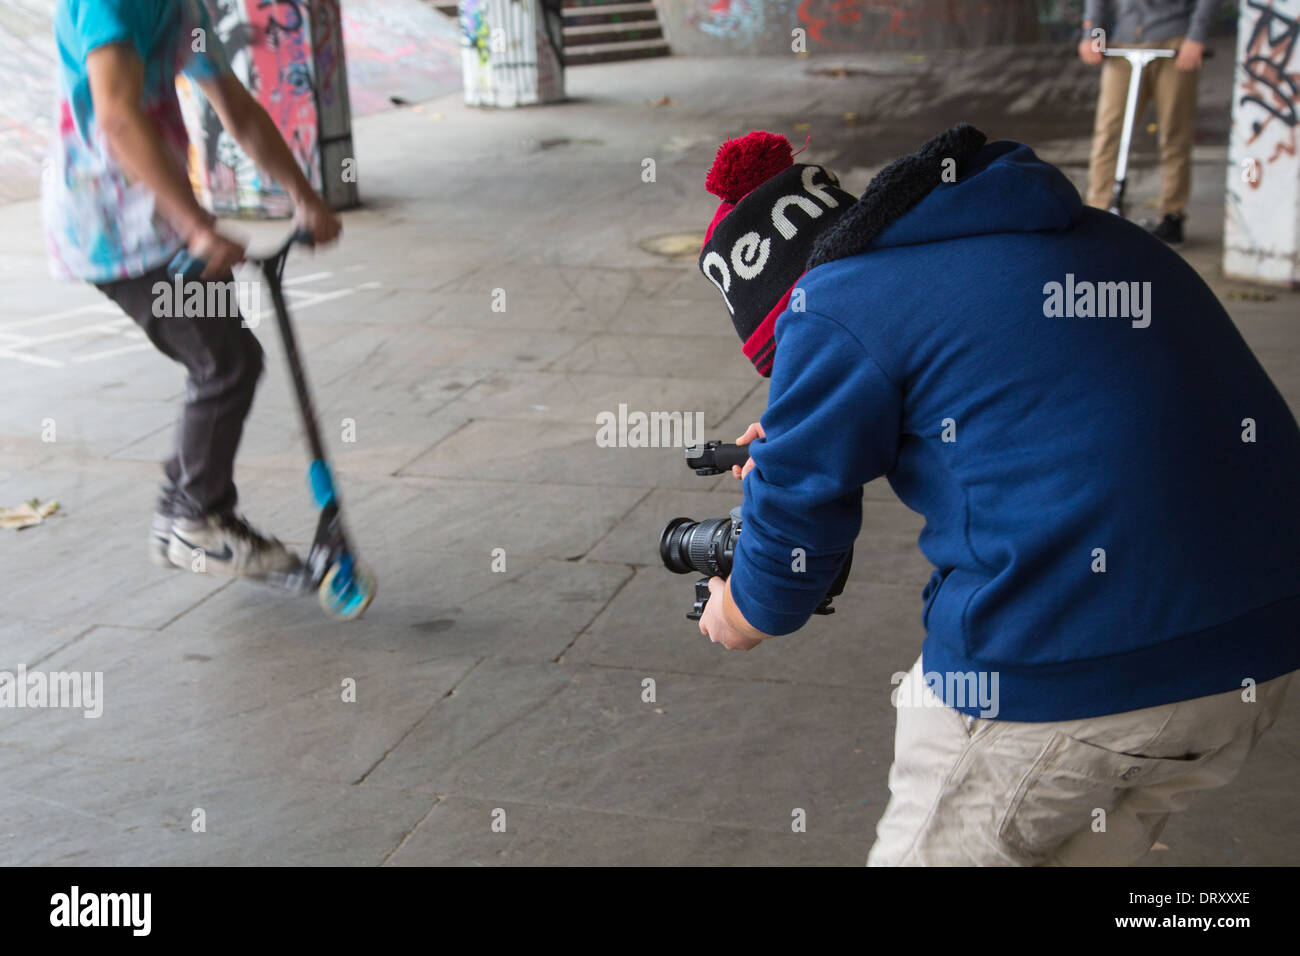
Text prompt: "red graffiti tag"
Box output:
[[797, 0, 993, 49]]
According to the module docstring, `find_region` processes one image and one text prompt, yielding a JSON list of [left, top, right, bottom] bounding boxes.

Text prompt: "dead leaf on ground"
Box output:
[[0, 498, 61, 531]]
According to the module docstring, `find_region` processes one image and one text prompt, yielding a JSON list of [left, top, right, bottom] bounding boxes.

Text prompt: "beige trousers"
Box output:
[[1085, 38, 1199, 216], [867, 655, 1293, 866]]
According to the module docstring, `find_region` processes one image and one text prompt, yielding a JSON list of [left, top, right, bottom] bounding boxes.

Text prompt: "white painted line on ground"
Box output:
[[0, 302, 120, 331], [2, 275, 374, 368], [283, 271, 334, 285], [71, 342, 153, 363], [17, 318, 135, 348], [0, 347, 64, 368], [286, 289, 357, 310]]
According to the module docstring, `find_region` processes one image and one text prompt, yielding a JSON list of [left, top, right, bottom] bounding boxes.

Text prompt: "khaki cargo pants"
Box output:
[[1085, 38, 1198, 216], [867, 655, 1293, 866]]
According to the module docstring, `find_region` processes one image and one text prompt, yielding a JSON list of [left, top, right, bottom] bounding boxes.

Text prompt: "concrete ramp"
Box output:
[[0, 0, 56, 205], [343, 0, 462, 115]]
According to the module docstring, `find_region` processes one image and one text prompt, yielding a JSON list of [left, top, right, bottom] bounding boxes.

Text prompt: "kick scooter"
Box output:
[[169, 231, 377, 620], [1103, 47, 1176, 218]]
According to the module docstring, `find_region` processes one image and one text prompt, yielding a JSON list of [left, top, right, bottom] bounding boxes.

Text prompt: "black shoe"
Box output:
[[1150, 213, 1184, 245]]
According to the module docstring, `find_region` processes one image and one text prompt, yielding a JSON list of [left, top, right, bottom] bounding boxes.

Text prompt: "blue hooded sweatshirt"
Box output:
[[731, 136, 1300, 721]]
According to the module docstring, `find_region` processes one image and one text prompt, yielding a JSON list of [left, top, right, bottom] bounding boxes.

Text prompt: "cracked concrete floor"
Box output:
[[0, 48, 1296, 865]]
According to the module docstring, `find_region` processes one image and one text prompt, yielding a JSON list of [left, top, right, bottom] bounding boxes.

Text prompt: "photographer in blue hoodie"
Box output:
[[695, 125, 1300, 866]]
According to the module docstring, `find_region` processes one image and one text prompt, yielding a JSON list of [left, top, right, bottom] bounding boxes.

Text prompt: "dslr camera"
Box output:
[[659, 441, 853, 620]]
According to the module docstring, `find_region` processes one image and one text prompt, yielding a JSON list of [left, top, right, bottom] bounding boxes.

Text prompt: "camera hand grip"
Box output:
[[712, 443, 752, 472]]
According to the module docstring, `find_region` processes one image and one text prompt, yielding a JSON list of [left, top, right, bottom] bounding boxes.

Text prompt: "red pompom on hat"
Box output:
[[705, 131, 794, 203]]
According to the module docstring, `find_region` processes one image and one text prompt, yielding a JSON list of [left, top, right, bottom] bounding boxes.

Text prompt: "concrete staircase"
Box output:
[[562, 1, 669, 65], [427, 0, 669, 66]]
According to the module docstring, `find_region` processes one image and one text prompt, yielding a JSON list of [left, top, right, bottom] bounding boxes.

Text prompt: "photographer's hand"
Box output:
[[699, 577, 767, 650], [732, 422, 765, 478]]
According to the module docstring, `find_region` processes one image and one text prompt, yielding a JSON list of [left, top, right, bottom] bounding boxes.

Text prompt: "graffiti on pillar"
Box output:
[[181, 0, 325, 217], [462, 0, 493, 64], [1237, 0, 1300, 174], [248, 0, 319, 196], [1224, 0, 1300, 283], [458, 0, 565, 108]]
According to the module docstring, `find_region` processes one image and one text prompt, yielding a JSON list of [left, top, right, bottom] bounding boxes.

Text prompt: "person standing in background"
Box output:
[[1079, 0, 1218, 244]]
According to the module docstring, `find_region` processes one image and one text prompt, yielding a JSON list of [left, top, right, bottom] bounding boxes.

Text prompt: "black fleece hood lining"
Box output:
[[806, 123, 988, 271]]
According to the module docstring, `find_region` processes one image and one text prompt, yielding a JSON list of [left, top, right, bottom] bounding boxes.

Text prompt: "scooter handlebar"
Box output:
[[166, 228, 317, 280]]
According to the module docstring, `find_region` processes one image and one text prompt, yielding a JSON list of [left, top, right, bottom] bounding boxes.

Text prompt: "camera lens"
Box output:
[[659, 517, 695, 573], [658, 516, 736, 578]]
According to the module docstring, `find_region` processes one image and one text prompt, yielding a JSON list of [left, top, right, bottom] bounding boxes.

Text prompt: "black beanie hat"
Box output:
[[698, 131, 857, 376]]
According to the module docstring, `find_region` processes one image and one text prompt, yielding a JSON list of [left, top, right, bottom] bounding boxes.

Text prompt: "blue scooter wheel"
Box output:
[[319, 555, 376, 620]]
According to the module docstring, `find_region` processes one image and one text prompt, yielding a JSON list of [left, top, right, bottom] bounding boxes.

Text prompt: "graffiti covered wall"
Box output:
[[656, 0, 1043, 56], [1224, 0, 1300, 285], [180, 0, 358, 217]]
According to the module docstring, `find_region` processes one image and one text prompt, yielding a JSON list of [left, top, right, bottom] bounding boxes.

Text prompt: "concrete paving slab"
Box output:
[[309, 323, 593, 375], [364, 659, 889, 841], [160, 553, 633, 665], [0, 625, 481, 787], [0, 620, 96, 671], [570, 567, 926, 690], [0, 751, 436, 865], [385, 796, 858, 866], [437, 370, 748, 427], [552, 331, 757, 380], [398, 417, 731, 490], [108, 406, 470, 480]]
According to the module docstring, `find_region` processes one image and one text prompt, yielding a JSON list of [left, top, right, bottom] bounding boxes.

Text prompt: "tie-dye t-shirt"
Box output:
[[42, 0, 232, 282]]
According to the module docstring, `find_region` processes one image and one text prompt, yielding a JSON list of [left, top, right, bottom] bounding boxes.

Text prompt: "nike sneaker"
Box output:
[[168, 512, 300, 578]]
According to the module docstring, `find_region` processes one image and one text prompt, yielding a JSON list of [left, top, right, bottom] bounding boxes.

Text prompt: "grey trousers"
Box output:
[[96, 264, 263, 520]]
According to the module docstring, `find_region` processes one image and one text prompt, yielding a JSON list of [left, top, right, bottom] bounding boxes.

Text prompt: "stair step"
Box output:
[[564, 21, 663, 37], [565, 37, 670, 57], [421, 0, 671, 62], [563, 3, 659, 17]]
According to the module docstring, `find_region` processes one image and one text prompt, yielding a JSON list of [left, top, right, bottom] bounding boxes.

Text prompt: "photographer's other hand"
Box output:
[[699, 576, 765, 650], [733, 421, 765, 478]]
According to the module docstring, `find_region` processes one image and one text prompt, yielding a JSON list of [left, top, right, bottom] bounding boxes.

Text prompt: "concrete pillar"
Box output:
[[178, 0, 359, 218], [1224, 0, 1300, 286], [458, 0, 566, 107]]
